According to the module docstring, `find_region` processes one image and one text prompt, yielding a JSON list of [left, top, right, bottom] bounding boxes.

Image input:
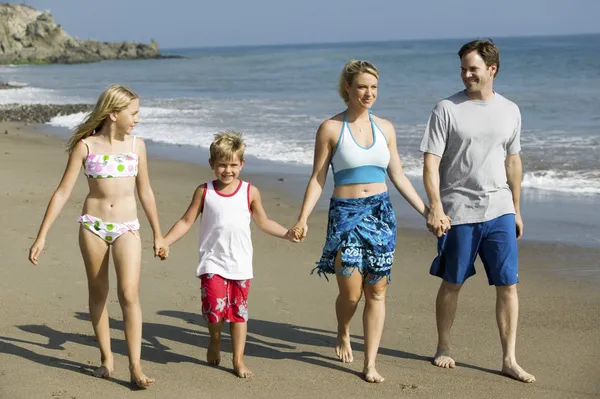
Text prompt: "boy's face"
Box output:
[[209, 153, 244, 184]]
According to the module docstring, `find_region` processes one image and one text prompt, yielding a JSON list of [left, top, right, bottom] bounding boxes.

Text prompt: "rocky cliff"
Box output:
[[0, 3, 172, 64]]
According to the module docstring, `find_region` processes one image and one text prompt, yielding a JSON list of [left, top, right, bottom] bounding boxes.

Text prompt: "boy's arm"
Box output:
[[250, 185, 289, 239], [163, 184, 205, 247]]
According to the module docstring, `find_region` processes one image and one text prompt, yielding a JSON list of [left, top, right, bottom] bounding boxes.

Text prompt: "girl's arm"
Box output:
[[135, 138, 163, 255], [250, 185, 289, 239], [380, 118, 429, 218], [29, 141, 87, 265], [291, 120, 336, 240], [162, 184, 205, 248]]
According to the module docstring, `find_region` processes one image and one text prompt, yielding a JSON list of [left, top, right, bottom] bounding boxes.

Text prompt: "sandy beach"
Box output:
[[1, 122, 599, 399]]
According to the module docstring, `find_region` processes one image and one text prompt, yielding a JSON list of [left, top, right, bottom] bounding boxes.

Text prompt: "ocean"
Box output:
[[1, 34, 599, 250]]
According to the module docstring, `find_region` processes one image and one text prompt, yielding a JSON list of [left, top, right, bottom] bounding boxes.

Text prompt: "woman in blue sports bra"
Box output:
[[291, 61, 430, 383], [28, 85, 162, 388]]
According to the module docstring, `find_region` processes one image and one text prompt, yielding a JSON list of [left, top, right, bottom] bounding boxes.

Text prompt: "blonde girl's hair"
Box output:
[[67, 85, 139, 152], [209, 131, 246, 162], [337, 60, 379, 104]]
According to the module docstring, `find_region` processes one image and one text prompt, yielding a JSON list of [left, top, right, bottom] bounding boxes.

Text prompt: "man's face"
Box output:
[[460, 50, 496, 93]]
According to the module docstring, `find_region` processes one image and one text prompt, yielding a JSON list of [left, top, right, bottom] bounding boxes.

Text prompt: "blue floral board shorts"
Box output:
[[313, 192, 397, 284]]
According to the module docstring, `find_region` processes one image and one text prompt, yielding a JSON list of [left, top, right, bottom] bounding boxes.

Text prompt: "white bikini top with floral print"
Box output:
[[81, 136, 139, 179]]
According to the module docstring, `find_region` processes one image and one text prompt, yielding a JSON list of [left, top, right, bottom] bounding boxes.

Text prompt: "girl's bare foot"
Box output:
[[502, 360, 536, 383], [129, 366, 155, 389], [363, 365, 385, 383], [233, 359, 253, 378], [432, 348, 456, 368], [207, 338, 221, 366], [91, 356, 113, 379], [335, 333, 353, 363]]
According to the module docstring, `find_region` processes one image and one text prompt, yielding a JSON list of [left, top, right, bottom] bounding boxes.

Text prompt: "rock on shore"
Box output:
[[0, 103, 92, 124], [0, 4, 176, 64]]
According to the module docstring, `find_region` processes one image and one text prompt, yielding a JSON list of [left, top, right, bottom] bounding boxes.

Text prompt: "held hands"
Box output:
[[426, 207, 452, 238], [287, 220, 308, 243], [28, 237, 46, 265], [153, 236, 169, 260]]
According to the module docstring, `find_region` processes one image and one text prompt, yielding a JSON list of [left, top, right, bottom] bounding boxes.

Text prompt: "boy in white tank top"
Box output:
[[158, 131, 293, 378]]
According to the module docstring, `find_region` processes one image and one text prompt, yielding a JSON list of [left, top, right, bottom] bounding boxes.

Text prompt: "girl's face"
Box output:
[[113, 98, 140, 135]]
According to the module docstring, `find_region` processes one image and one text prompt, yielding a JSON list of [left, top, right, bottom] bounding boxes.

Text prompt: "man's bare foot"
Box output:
[[502, 361, 536, 383], [129, 367, 155, 389], [233, 360, 253, 378], [207, 338, 221, 366], [335, 333, 353, 363], [363, 365, 385, 383], [432, 348, 456, 369], [91, 357, 113, 378]]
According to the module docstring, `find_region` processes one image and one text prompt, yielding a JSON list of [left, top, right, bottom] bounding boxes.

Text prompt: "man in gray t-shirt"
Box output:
[[420, 39, 535, 383]]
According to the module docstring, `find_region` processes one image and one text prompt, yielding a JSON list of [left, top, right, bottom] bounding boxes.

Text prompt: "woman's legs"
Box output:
[[362, 277, 388, 383], [111, 231, 154, 387], [334, 250, 363, 363], [79, 227, 113, 378]]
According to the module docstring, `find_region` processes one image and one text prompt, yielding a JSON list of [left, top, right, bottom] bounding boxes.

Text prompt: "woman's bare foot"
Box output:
[[335, 333, 353, 363], [207, 338, 221, 366], [363, 365, 385, 383], [129, 366, 155, 389], [502, 360, 536, 383], [432, 348, 456, 369], [91, 356, 113, 379], [233, 359, 253, 378]]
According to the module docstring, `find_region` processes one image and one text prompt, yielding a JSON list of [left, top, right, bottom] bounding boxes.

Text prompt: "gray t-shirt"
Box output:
[[420, 91, 521, 225]]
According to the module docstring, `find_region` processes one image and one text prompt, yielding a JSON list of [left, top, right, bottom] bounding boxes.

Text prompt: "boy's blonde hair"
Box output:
[[338, 60, 379, 104], [67, 85, 138, 152], [209, 131, 246, 162]]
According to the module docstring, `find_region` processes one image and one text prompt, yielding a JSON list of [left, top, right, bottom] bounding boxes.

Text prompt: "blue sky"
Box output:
[[21, 0, 600, 49]]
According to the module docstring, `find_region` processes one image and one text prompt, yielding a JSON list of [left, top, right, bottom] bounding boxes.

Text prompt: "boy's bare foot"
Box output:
[[502, 360, 536, 383], [363, 365, 385, 383], [91, 356, 113, 378], [207, 338, 221, 366], [129, 366, 154, 389], [335, 333, 353, 363], [233, 360, 253, 378], [432, 348, 456, 368]]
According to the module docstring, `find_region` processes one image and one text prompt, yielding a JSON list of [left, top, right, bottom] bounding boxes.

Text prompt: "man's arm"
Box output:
[[505, 153, 523, 239]]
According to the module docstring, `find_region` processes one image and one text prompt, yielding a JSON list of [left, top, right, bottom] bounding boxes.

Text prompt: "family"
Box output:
[[27, 39, 535, 387]]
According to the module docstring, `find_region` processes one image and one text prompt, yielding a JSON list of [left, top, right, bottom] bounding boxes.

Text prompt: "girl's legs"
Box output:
[[79, 227, 113, 378], [362, 277, 388, 383], [207, 320, 224, 366], [230, 322, 252, 378], [334, 250, 364, 363], [111, 231, 154, 387]]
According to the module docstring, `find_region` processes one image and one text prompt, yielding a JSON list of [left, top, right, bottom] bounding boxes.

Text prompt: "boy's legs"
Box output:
[[230, 322, 251, 377], [479, 214, 535, 383], [229, 279, 251, 377], [207, 320, 224, 365]]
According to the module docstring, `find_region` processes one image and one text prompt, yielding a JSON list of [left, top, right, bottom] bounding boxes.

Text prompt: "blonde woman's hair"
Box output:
[[209, 131, 246, 162], [338, 60, 379, 104], [67, 85, 139, 152]]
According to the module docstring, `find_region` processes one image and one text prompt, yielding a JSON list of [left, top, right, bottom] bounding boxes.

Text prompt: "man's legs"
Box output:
[[481, 214, 535, 383], [433, 281, 462, 368]]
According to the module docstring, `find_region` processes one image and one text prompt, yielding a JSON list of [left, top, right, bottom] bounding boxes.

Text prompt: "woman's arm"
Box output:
[[29, 141, 87, 264], [291, 120, 336, 241], [381, 119, 429, 217]]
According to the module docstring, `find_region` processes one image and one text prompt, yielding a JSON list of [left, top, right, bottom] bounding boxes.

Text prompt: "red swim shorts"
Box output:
[[200, 273, 250, 323]]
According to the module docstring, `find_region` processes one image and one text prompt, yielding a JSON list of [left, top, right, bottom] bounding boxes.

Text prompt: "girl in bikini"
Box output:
[[28, 85, 163, 388]]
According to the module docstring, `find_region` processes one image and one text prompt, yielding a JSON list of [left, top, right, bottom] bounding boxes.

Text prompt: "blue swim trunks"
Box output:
[[430, 213, 519, 286], [313, 192, 397, 284]]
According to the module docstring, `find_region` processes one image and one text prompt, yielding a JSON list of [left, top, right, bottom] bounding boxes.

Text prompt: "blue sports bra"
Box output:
[[330, 112, 390, 186]]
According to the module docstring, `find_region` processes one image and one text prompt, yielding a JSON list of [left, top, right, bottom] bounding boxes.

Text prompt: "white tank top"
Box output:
[[196, 180, 253, 280]]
